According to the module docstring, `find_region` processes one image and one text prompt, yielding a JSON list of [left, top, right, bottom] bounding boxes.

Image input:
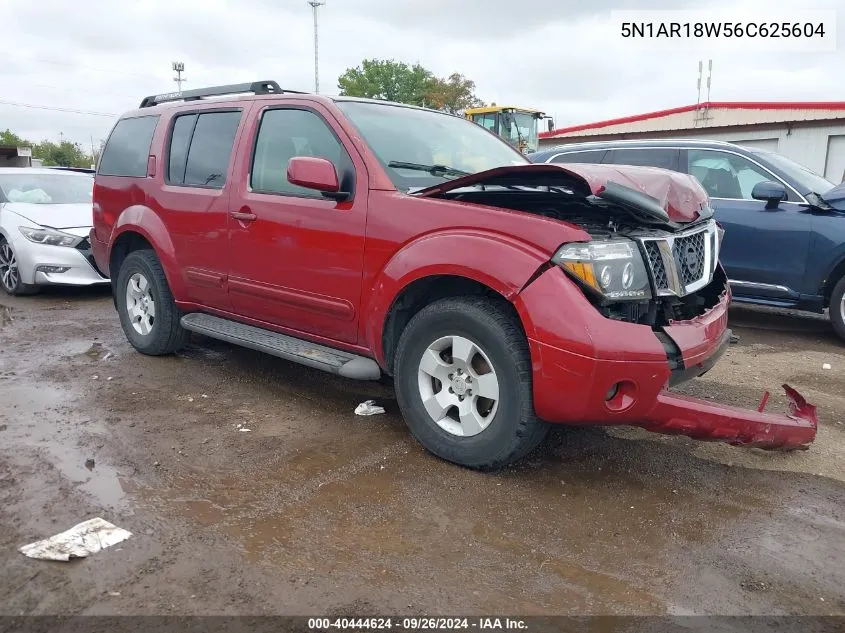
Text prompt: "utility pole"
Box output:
[[307, 1, 326, 93], [172, 61, 186, 92]]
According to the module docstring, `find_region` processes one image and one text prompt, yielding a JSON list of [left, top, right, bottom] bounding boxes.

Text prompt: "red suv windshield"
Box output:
[[335, 100, 528, 190]]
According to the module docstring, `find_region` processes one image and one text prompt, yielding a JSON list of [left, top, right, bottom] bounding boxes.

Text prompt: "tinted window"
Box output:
[[608, 148, 678, 170], [182, 111, 241, 188], [687, 149, 779, 200], [167, 114, 197, 183], [550, 150, 606, 163], [251, 108, 349, 197], [98, 116, 159, 177]]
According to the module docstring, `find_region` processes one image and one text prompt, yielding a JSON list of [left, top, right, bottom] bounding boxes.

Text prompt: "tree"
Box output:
[[338, 59, 436, 107], [34, 140, 91, 168], [0, 129, 29, 147], [424, 73, 484, 115], [1, 128, 95, 168]]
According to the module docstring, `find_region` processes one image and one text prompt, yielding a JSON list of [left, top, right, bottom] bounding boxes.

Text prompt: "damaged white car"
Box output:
[[0, 168, 109, 295]]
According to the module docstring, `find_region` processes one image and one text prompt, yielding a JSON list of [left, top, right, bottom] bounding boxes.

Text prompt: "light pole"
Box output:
[[172, 61, 186, 92], [307, 1, 325, 93]]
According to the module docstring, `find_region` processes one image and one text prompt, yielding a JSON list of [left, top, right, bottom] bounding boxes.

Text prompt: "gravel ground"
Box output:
[[0, 287, 843, 617]]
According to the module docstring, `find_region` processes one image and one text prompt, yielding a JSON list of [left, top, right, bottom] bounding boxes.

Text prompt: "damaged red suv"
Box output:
[[91, 81, 818, 469]]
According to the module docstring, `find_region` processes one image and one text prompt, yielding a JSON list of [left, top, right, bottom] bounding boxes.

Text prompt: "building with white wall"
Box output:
[[538, 102, 845, 183], [0, 145, 34, 167]]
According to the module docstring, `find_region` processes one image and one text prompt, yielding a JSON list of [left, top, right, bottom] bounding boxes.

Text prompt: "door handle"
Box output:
[[231, 209, 257, 222]]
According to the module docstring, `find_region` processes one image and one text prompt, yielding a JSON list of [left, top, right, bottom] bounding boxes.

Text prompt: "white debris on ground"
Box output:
[[355, 400, 385, 416], [822, 363, 832, 370], [19, 518, 132, 562]]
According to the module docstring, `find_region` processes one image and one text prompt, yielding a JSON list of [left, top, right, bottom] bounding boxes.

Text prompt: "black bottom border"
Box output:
[[0, 616, 843, 633]]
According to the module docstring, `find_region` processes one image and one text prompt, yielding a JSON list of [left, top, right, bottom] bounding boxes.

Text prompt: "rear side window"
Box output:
[[98, 115, 159, 177], [549, 150, 607, 163], [607, 148, 679, 171], [167, 111, 242, 188]]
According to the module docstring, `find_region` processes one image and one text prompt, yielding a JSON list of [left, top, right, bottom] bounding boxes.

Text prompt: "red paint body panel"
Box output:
[[93, 93, 819, 453]]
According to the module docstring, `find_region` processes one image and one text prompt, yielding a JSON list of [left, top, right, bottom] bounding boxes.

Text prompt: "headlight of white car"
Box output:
[[19, 226, 83, 248]]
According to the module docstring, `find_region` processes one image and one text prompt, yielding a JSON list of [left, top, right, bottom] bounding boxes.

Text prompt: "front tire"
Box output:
[[831, 276, 845, 342], [394, 296, 548, 470], [0, 238, 39, 296], [115, 250, 189, 355]]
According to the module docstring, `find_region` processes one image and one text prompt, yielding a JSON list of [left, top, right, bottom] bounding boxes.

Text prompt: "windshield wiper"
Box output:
[[387, 161, 471, 179]]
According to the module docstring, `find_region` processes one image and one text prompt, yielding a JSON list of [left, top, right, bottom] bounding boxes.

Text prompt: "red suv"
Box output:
[[92, 81, 817, 469]]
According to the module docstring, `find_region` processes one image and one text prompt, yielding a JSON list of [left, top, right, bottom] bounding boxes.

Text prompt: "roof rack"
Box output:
[[139, 80, 305, 108]]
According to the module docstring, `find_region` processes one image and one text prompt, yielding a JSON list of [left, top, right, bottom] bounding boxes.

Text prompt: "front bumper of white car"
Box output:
[[13, 231, 109, 287]]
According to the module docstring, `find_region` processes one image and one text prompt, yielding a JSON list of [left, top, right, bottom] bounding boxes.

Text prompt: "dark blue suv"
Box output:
[[530, 139, 845, 340]]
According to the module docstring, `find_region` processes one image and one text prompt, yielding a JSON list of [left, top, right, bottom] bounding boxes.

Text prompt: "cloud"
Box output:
[[1, 0, 843, 148]]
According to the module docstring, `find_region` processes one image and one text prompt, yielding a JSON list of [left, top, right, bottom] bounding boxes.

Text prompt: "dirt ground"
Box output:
[[0, 287, 843, 617]]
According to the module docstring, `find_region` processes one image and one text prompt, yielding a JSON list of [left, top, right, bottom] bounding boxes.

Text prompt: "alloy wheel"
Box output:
[[417, 334, 500, 437]]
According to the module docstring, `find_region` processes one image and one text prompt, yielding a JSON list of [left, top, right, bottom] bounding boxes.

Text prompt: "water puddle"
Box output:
[[0, 382, 132, 510]]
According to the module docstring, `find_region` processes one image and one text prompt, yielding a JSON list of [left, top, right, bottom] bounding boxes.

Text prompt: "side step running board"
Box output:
[[180, 313, 381, 381]]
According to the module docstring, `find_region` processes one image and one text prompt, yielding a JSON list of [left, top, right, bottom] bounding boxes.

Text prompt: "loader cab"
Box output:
[[465, 106, 552, 154]]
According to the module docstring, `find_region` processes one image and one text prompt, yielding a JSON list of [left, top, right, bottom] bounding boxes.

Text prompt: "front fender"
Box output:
[[110, 205, 185, 299], [365, 229, 552, 364]]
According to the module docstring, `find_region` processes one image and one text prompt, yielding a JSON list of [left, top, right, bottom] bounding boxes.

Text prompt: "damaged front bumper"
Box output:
[[518, 266, 819, 451], [640, 384, 818, 450]]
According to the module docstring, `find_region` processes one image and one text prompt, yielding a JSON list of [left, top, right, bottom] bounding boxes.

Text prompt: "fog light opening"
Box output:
[[605, 380, 637, 412], [36, 265, 70, 274]]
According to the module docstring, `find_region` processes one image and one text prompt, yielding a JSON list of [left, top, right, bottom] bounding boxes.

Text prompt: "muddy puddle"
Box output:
[[0, 382, 133, 511]]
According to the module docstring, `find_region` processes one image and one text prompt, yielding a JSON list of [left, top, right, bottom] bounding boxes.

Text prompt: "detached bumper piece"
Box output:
[[639, 384, 817, 450]]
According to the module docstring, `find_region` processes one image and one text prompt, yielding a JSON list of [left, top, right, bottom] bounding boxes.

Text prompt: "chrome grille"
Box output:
[[673, 231, 706, 286], [639, 221, 718, 297], [644, 241, 668, 291]]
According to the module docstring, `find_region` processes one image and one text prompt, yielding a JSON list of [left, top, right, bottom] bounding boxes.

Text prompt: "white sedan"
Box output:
[[0, 167, 109, 295]]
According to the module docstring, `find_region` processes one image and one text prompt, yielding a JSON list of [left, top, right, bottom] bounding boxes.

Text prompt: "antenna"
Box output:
[[307, 1, 326, 94], [696, 60, 702, 108], [706, 59, 713, 102], [172, 61, 186, 92]]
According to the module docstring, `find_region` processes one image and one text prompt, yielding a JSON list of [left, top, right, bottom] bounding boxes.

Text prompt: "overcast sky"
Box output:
[[2, 0, 843, 148]]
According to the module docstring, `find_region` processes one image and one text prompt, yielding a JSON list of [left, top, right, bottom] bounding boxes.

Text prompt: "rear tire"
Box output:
[[0, 238, 39, 296], [115, 250, 189, 355], [831, 276, 845, 342], [394, 296, 548, 470]]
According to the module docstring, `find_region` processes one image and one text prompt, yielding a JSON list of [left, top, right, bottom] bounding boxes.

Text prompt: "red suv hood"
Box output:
[[414, 163, 710, 223]]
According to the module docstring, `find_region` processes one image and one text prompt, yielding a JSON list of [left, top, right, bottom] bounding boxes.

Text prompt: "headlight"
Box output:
[[18, 226, 83, 248], [552, 239, 652, 301]]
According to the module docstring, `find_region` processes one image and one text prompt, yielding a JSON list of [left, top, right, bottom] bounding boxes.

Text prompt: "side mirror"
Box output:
[[751, 181, 787, 208], [287, 156, 348, 200]]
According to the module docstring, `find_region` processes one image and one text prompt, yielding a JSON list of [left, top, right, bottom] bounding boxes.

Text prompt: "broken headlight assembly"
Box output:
[[552, 239, 652, 302]]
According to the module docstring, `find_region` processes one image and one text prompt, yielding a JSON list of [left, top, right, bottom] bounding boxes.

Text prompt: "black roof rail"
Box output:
[[138, 80, 305, 108]]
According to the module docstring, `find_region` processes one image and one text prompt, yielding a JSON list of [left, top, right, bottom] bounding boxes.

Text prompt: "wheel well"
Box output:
[[109, 232, 153, 294], [381, 275, 522, 375], [823, 257, 845, 307]]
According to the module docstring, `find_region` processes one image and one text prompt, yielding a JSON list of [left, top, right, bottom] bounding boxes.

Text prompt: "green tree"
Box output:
[[0, 129, 29, 146], [425, 73, 484, 114], [337, 59, 436, 106], [33, 140, 91, 168]]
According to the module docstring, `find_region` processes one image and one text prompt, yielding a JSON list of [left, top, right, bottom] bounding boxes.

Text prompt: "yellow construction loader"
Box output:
[[464, 105, 553, 154]]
